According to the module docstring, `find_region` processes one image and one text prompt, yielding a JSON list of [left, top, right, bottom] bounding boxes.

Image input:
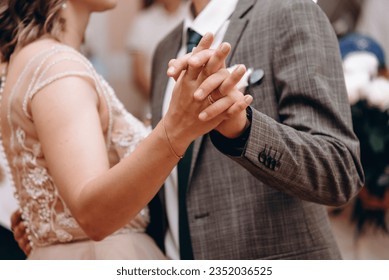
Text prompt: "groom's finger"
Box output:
[[192, 32, 214, 54], [197, 42, 231, 83], [218, 64, 246, 97], [186, 33, 214, 80], [198, 94, 253, 122], [194, 64, 244, 101], [10, 210, 22, 232], [168, 33, 215, 81]]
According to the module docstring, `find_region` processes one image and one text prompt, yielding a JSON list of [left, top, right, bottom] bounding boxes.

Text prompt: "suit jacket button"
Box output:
[[258, 150, 267, 163], [266, 156, 273, 168], [270, 159, 277, 170]]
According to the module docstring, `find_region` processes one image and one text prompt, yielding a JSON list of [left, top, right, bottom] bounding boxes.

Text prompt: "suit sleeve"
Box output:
[[211, 1, 364, 206]]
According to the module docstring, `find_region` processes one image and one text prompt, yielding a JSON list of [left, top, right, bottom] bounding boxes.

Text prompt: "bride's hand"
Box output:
[[167, 33, 228, 83], [163, 36, 252, 154], [167, 35, 253, 139], [11, 210, 31, 256]]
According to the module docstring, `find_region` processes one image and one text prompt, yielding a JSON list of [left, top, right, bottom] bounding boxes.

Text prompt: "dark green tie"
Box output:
[[178, 28, 202, 260], [186, 28, 203, 53]]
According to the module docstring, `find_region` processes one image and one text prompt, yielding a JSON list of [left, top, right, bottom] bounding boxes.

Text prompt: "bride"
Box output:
[[0, 0, 252, 259]]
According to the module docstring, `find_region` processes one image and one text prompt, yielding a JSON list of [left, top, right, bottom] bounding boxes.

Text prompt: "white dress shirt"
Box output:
[[161, 0, 239, 260]]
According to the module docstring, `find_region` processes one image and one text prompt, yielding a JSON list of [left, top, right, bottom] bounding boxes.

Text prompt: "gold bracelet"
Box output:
[[162, 118, 184, 159]]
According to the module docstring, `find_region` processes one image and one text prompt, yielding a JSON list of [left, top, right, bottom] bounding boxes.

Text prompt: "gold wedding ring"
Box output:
[[207, 94, 216, 105]]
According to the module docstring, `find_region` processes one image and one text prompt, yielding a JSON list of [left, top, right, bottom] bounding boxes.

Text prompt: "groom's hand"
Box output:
[[11, 210, 31, 256], [166, 35, 252, 138], [195, 65, 252, 138]]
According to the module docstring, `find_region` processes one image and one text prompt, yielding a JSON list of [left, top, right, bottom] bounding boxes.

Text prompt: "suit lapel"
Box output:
[[151, 23, 183, 127], [224, 0, 257, 65], [189, 0, 257, 183]]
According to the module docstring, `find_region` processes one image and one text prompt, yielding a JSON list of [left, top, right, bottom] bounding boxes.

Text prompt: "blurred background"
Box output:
[[1, 0, 389, 259]]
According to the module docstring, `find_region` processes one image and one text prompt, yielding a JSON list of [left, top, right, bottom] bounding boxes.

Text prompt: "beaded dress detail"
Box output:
[[0, 44, 151, 248]]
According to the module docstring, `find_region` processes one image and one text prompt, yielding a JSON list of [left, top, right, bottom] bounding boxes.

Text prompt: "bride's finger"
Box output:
[[198, 94, 235, 121], [168, 49, 218, 81], [184, 49, 216, 79], [191, 32, 214, 55], [168, 35, 216, 81], [205, 65, 246, 104], [167, 32, 213, 80], [193, 65, 246, 101], [192, 69, 230, 100]]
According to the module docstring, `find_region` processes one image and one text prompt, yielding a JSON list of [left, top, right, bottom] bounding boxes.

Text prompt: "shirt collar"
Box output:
[[183, 0, 238, 38]]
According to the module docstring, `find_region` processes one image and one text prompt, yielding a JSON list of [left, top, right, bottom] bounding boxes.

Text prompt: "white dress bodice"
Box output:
[[0, 43, 151, 248]]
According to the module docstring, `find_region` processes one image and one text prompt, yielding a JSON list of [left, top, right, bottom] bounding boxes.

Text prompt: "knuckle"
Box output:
[[17, 240, 24, 248], [202, 67, 212, 78], [237, 102, 246, 111], [229, 73, 242, 84], [219, 68, 229, 76], [24, 238, 30, 245], [214, 89, 223, 99], [220, 82, 233, 93], [168, 59, 176, 66]]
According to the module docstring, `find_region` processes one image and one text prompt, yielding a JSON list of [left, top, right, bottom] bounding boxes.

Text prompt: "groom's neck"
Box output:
[[191, 0, 210, 17]]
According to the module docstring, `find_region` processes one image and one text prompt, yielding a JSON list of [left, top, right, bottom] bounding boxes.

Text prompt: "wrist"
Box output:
[[216, 109, 251, 139], [161, 117, 191, 158], [209, 107, 252, 156]]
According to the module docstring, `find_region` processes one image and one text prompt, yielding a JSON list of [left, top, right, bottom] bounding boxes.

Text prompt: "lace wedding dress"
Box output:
[[0, 42, 165, 259]]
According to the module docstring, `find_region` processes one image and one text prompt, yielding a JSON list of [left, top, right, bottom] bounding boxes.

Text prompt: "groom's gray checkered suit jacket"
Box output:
[[149, 0, 364, 259]]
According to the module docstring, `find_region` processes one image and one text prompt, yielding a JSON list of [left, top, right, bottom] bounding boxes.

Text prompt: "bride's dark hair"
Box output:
[[0, 0, 65, 62]]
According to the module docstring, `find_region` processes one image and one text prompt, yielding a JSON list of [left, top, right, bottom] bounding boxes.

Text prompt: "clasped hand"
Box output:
[[163, 33, 253, 156]]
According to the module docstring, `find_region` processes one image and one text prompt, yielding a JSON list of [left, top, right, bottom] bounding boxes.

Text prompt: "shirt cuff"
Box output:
[[210, 107, 252, 157]]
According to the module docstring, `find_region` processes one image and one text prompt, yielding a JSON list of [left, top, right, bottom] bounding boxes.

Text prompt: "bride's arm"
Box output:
[[30, 51, 250, 241]]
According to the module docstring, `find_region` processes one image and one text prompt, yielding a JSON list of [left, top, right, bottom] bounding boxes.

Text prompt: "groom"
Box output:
[[11, 0, 364, 260], [148, 0, 364, 259]]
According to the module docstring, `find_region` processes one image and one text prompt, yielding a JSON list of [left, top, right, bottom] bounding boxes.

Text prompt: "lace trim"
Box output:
[[22, 47, 68, 119], [28, 70, 97, 103], [4, 43, 149, 247], [22, 49, 100, 119]]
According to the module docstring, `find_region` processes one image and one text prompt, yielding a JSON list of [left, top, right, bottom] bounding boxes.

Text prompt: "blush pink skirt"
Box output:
[[28, 232, 166, 260]]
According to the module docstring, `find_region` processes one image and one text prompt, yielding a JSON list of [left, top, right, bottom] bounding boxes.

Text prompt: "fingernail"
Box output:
[[204, 32, 213, 39], [167, 67, 175, 75], [199, 112, 208, 121], [220, 43, 230, 54], [189, 56, 200, 65], [194, 89, 204, 99], [236, 64, 246, 73], [244, 95, 253, 104]]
